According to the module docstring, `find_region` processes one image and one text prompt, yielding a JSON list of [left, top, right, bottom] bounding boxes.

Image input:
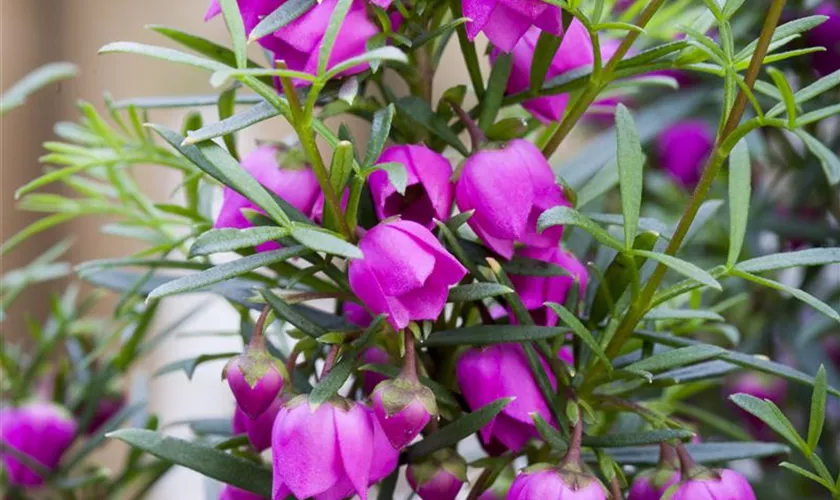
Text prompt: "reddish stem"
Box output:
[[320, 345, 340, 379], [249, 305, 271, 350], [562, 409, 584, 466], [609, 476, 623, 500], [286, 349, 301, 387], [675, 443, 698, 478], [659, 443, 678, 468], [400, 329, 418, 380]]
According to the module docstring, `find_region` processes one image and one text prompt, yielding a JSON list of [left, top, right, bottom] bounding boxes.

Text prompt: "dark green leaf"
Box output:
[[735, 248, 840, 273], [447, 283, 513, 302], [601, 441, 788, 465], [189, 227, 290, 257], [538, 206, 624, 251], [319, 0, 353, 75], [369, 162, 408, 195], [108, 429, 272, 497], [185, 101, 280, 145], [424, 325, 565, 347], [624, 345, 724, 374], [147, 246, 307, 299], [768, 68, 840, 116], [154, 352, 236, 379], [248, 0, 316, 42], [583, 429, 695, 448], [148, 25, 266, 73], [531, 414, 567, 451], [793, 129, 840, 186], [530, 32, 563, 93], [260, 288, 328, 338], [478, 53, 512, 131], [729, 394, 807, 451], [290, 224, 363, 259], [615, 104, 644, 248], [310, 351, 356, 405], [727, 139, 750, 267], [364, 104, 395, 166], [733, 270, 840, 323], [406, 398, 513, 459], [807, 365, 827, 452], [545, 303, 610, 370], [395, 96, 469, 156], [634, 250, 722, 290], [503, 255, 573, 277], [644, 308, 724, 322], [329, 141, 355, 193]]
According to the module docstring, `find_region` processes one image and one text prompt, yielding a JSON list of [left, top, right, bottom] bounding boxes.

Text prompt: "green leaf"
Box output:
[[531, 414, 567, 451], [322, 46, 407, 81], [736, 15, 829, 62], [189, 227, 290, 257], [733, 270, 840, 323], [603, 441, 789, 465], [624, 345, 724, 374], [217, 86, 239, 160], [395, 96, 469, 156], [412, 17, 470, 48], [99, 42, 227, 72], [154, 352, 237, 379], [545, 303, 610, 371], [796, 103, 840, 127], [538, 206, 624, 251], [360, 364, 459, 408], [735, 248, 840, 273], [769, 68, 840, 117], [329, 141, 355, 194], [727, 139, 751, 267], [248, 0, 316, 42], [319, 0, 353, 75], [0, 62, 77, 116], [583, 429, 695, 448], [767, 67, 797, 127], [614, 104, 645, 248], [644, 308, 724, 322], [807, 365, 827, 452], [369, 162, 408, 195], [448, 283, 513, 302], [406, 398, 513, 459], [210, 67, 317, 88], [478, 53, 513, 131], [423, 325, 566, 347], [364, 104, 395, 166], [729, 394, 808, 451], [108, 429, 271, 497], [185, 101, 281, 145], [260, 288, 329, 338], [577, 161, 619, 208], [530, 32, 563, 93], [793, 129, 840, 186], [722, 0, 746, 18], [503, 255, 574, 277], [218, 0, 247, 68], [290, 224, 363, 259], [310, 351, 356, 405], [148, 25, 266, 73], [779, 462, 835, 490], [634, 250, 722, 290], [147, 247, 307, 300]]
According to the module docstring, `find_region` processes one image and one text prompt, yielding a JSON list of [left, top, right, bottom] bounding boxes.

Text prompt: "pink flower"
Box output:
[[234, 397, 283, 452], [656, 120, 715, 189], [371, 377, 437, 449], [509, 246, 588, 326], [463, 0, 563, 53], [343, 302, 373, 327], [215, 146, 320, 251], [370, 145, 454, 229], [225, 350, 284, 419], [456, 344, 557, 451], [507, 466, 607, 500], [219, 485, 267, 500], [271, 396, 398, 500], [807, 3, 840, 76], [668, 469, 756, 500], [407, 449, 467, 500], [0, 402, 77, 487], [493, 24, 594, 123], [456, 140, 569, 259], [348, 220, 467, 330]]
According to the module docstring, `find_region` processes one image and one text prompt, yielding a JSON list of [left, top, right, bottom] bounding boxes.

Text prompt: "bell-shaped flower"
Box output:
[[349, 220, 467, 330], [463, 0, 563, 53], [507, 464, 607, 500], [509, 246, 588, 326], [456, 139, 569, 259], [0, 402, 78, 487], [407, 449, 467, 500], [370, 145, 454, 229], [225, 346, 284, 419], [371, 376, 437, 449]]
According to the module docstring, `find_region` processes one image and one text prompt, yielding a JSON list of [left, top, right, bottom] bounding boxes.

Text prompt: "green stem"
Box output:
[[450, 0, 484, 99], [541, 0, 667, 159], [586, 0, 788, 389]]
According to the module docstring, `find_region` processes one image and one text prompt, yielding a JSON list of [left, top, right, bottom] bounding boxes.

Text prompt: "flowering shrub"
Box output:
[[2, 0, 840, 499]]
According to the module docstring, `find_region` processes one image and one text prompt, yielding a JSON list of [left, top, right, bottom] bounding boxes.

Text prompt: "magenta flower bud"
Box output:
[[348, 220, 467, 330], [225, 348, 284, 419], [370, 145, 454, 229], [656, 121, 715, 189], [509, 246, 588, 326], [206, 0, 379, 82], [456, 344, 558, 451], [807, 3, 840, 76], [233, 405, 249, 436], [219, 485, 267, 500], [0, 401, 77, 487], [371, 377, 438, 448], [724, 372, 787, 440], [463, 0, 563, 53], [215, 146, 320, 251], [407, 449, 467, 500], [628, 445, 681, 500], [493, 24, 593, 123], [234, 397, 283, 452], [271, 396, 399, 500], [455, 140, 569, 259], [508, 464, 608, 500], [79, 392, 125, 435], [343, 302, 373, 327], [361, 347, 392, 395], [667, 469, 756, 500]]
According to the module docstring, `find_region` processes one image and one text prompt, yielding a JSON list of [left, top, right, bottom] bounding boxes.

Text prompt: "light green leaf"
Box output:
[[793, 129, 840, 186], [189, 227, 290, 257], [796, 103, 840, 127], [147, 246, 307, 300], [604, 441, 788, 465], [209, 67, 316, 88], [583, 429, 695, 448], [260, 288, 329, 338], [624, 345, 724, 374], [184, 101, 281, 145], [218, 0, 247, 68], [767, 67, 797, 127], [545, 302, 611, 371], [148, 25, 266, 72], [318, 0, 353, 75], [447, 283, 513, 302], [323, 46, 407, 81], [733, 270, 840, 323], [644, 308, 724, 322], [615, 104, 644, 248], [154, 352, 237, 379], [729, 394, 808, 452], [634, 250, 722, 290], [99, 42, 227, 72], [779, 462, 834, 490], [530, 32, 563, 94], [329, 141, 355, 194], [0, 62, 77, 116], [538, 206, 624, 251], [478, 52, 513, 131], [290, 224, 363, 259], [735, 248, 840, 273], [108, 429, 271, 497], [727, 139, 751, 267], [395, 96, 469, 156], [364, 104, 395, 167], [368, 162, 407, 195], [736, 16, 828, 62], [807, 365, 827, 452], [248, 0, 316, 42], [423, 325, 566, 347], [769, 68, 840, 117]]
